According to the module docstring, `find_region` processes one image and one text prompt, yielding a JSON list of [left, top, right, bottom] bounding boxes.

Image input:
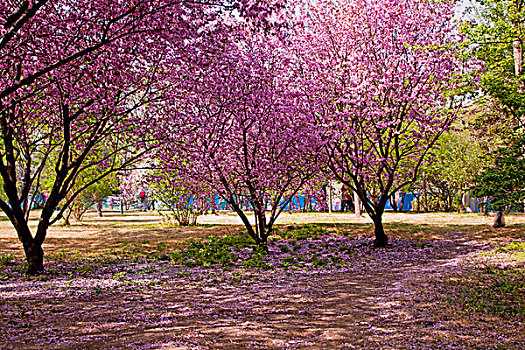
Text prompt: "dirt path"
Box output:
[[1, 213, 524, 349], [2, 235, 523, 349]]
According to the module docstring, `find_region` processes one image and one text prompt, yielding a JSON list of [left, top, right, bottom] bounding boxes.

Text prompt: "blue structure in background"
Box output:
[[384, 193, 486, 213], [385, 193, 417, 211], [279, 196, 314, 211], [214, 193, 422, 212], [97, 191, 492, 213], [212, 194, 318, 211]]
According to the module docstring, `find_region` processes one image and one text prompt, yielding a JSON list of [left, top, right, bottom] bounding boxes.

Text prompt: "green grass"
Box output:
[[169, 233, 254, 268], [0, 253, 15, 266], [448, 266, 525, 319], [487, 242, 525, 262], [274, 224, 327, 240], [496, 242, 525, 254]]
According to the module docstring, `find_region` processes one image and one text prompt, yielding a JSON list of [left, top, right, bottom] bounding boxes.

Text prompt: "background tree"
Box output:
[[63, 174, 120, 224], [294, 0, 470, 246], [417, 125, 485, 212], [37, 145, 122, 224], [462, 0, 525, 222], [147, 170, 215, 226], [463, 0, 524, 115], [473, 132, 525, 228]]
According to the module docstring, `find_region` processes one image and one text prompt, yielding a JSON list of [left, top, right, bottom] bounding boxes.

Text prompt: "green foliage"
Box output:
[[69, 173, 118, 221], [40, 145, 120, 223], [169, 233, 254, 268], [278, 244, 290, 253], [339, 246, 356, 257], [452, 266, 525, 319], [75, 264, 95, 276], [242, 248, 273, 270], [473, 134, 525, 211], [148, 170, 213, 226], [462, 0, 525, 122], [311, 257, 328, 267], [276, 224, 327, 240], [411, 241, 434, 249], [461, 1, 525, 210], [0, 253, 15, 266], [496, 241, 525, 253], [420, 126, 485, 211]]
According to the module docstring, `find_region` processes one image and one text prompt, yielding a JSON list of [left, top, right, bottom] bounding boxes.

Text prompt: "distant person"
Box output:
[[321, 184, 329, 212], [95, 200, 103, 217], [341, 185, 354, 212], [138, 189, 147, 212]]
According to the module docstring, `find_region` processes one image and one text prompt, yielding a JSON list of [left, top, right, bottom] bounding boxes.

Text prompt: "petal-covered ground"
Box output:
[[0, 212, 524, 349]]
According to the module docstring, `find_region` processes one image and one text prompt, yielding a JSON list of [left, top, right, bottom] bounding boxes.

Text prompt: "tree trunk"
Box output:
[[259, 231, 268, 245], [483, 196, 489, 216], [371, 214, 388, 247], [9, 210, 47, 275], [513, 34, 523, 85], [245, 223, 260, 244], [328, 182, 332, 213], [422, 173, 428, 213], [229, 202, 265, 245], [63, 209, 72, 226], [494, 210, 505, 228], [255, 208, 267, 245], [459, 193, 466, 212], [399, 193, 406, 212], [354, 191, 362, 217], [24, 242, 44, 275], [390, 194, 398, 212]]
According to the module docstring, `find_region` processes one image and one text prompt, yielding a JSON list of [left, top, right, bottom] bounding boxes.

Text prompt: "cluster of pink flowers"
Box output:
[[1, 0, 475, 270]]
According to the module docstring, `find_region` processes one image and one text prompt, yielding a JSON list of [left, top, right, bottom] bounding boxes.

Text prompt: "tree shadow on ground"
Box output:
[[1, 222, 524, 349]]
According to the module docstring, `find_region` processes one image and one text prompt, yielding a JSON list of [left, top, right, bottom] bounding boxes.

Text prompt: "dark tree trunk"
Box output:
[[259, 232, 268, 245], [448, 194, 454, 212], [494, 211, 505, 228], [63, 209, 72, 226], [483, 197, 489, 216], [255, 207, 269, 246], [245, 223, 260, 244], [398, 193, 406, 212], [390, 194, 398, 212], [371, 214, 388, 247], [8, 209, 47, 275], [24, 242, 44, 275], [229, 203, 265, 245], [422, 172, 428, 213]]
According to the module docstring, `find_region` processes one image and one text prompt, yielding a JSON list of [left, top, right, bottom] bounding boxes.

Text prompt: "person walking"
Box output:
[[138, 189, 148, 212], [341, 185, 354, 212]]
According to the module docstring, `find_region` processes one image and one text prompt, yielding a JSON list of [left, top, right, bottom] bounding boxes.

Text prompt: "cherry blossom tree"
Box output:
[[294, 0, 471, 246], [0, 0, 281, 274], [147, 169, 216, 226], [153, 31, 323, 245]]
